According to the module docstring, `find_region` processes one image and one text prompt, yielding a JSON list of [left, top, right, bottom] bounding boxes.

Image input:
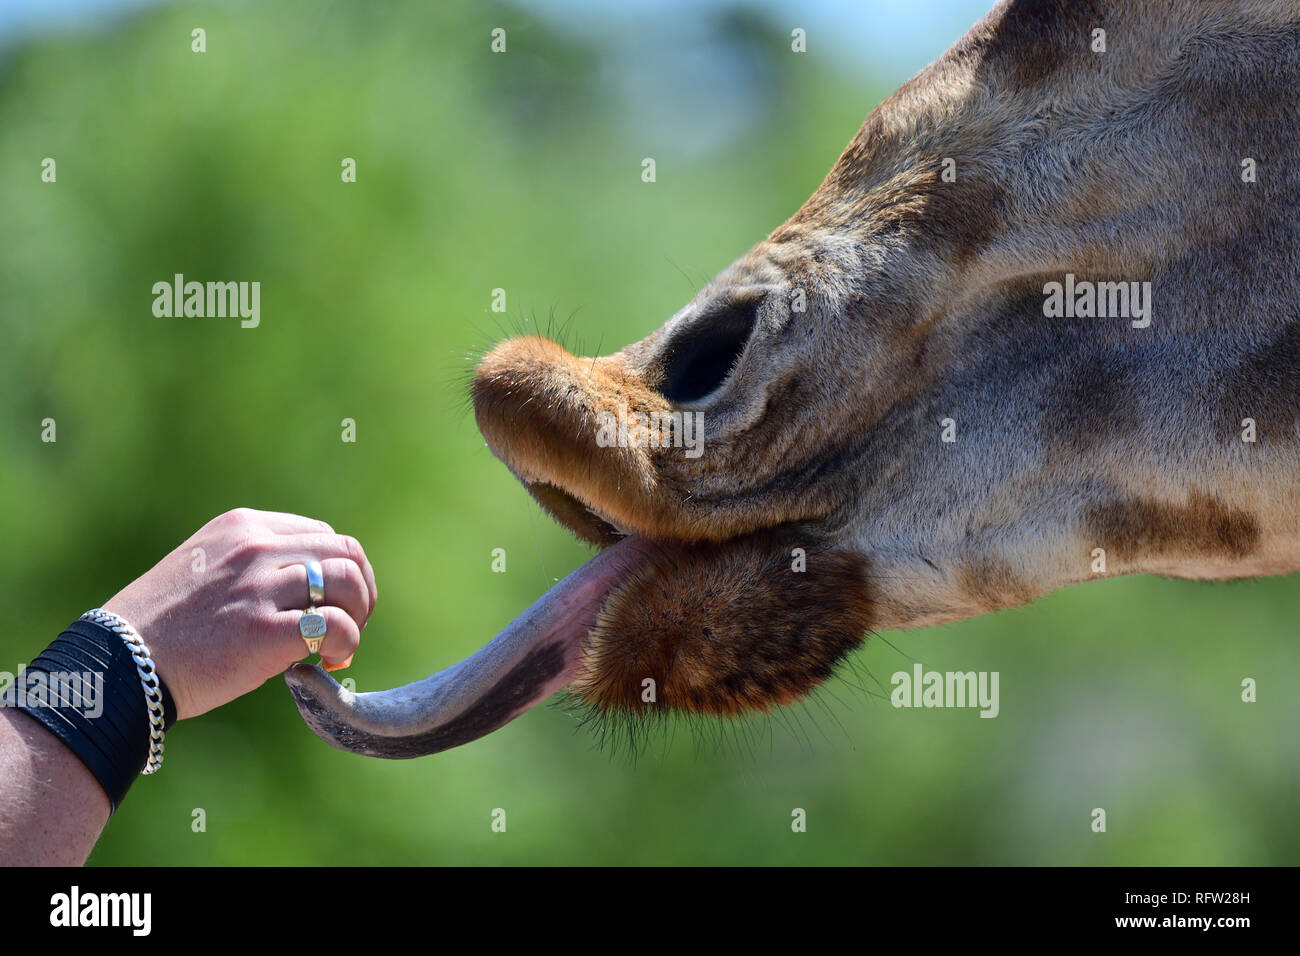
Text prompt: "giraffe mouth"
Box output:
[[282, 332, 677, 757], [285, 335, 875, 758]]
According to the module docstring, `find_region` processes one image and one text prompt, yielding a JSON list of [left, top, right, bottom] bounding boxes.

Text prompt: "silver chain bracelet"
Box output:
[[80, 608, 167, 774]]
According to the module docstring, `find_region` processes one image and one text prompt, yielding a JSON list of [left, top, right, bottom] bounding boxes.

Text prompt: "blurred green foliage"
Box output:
[[0, 0, 1295, 865]]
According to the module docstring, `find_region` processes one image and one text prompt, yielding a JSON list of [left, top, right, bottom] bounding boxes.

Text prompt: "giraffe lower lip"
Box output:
[[524, 480, 625, 547], [284, 535, 654, 758]]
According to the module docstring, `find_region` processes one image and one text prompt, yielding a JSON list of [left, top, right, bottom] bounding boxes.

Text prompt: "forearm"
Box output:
[[0, 707, 110, 866]]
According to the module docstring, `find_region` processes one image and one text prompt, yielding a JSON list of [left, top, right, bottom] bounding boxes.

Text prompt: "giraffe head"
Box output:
[[287, 0, 1299, 756]]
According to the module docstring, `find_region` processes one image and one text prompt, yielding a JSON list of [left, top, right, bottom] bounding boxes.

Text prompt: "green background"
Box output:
[[0, 0, 1295, 865]]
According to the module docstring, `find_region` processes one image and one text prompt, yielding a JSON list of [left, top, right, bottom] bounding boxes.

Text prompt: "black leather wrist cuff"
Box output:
[[6, 618, 177, 815]]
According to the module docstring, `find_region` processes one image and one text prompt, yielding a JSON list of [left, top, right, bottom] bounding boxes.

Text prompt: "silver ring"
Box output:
[[299, 608, 327, 655], [305, 560, 325, 607]]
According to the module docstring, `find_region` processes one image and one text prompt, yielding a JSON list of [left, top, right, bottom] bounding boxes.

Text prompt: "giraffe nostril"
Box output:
[[657, 296, 761, 404]]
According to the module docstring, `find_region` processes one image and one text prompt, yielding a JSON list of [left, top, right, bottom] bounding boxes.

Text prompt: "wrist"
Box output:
[[4, 610, 178, 814]]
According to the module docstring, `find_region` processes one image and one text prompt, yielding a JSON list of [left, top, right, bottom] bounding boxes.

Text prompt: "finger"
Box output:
[[267, 606, 361, 670], [206, 508, 335, 537], [276, 533, 377, 617], [254, 511, 336, 535], [270, 559, 370, 628]]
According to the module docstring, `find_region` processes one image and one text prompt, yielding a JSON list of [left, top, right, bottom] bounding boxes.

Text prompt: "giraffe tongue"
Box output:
[[283, 536, 649, 758]]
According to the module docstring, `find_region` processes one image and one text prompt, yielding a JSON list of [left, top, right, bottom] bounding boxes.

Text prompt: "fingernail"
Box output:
[[323, 655, 354, 672]]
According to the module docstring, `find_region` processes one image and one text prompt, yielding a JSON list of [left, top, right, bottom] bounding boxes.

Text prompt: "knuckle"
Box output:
[[340, 535, 364, 565], [341, 560, 367, 597], [338, 621, 362, 654], [219, 507, 256, 528], [326, 612, 360, 650]]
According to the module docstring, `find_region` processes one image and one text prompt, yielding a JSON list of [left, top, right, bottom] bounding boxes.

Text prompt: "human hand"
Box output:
[[102, 508, 377, 720]]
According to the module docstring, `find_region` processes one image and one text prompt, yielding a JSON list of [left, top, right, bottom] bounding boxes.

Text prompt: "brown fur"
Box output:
[[571, 535, 875, 715], [1085, 491, 1262, 564], [957, 557, 1038, 611]]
